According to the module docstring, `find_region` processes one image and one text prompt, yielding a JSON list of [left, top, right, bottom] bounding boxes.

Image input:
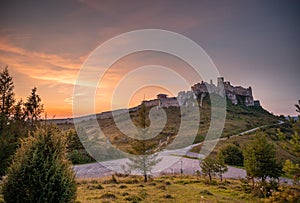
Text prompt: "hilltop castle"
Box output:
[[176, 77, 260, 107], [189, 77, 260, 107], [51, 77, 260, 124], [134, 77, 260, 112]]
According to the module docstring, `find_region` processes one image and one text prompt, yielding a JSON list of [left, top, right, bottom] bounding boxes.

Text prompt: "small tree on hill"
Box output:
[[200, 156, 228, 182], [2, 127, 76, 203], [127, 104, 161, 182], [215, 157, 228, 182], [200, 157, 216, 182], [243, 134, 282, 186]]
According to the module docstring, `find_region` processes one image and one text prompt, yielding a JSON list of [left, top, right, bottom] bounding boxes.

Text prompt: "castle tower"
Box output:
[[248, 86, 252, 96], [217, 77, 224, 88]]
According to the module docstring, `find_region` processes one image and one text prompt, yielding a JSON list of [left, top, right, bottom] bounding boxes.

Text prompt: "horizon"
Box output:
[[0, 0, 299, 118]]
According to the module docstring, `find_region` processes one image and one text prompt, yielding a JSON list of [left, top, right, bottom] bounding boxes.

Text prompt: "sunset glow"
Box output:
[[0, 0, 299, 118]]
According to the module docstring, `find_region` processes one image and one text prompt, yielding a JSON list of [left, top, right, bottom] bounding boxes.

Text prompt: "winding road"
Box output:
[[74, 121, 292, 184]]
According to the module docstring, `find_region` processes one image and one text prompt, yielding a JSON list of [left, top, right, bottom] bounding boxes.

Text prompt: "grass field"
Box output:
[[75, 175, 261, 203], [1, 174, 299, 203]]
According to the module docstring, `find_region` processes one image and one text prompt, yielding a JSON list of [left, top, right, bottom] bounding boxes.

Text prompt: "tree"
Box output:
[[200, 157, 216, 182], [24, 87, 44, 129], [217, 144, 244, 166], [295, 100, 300, 114], [283, 159, 300, 184], [200, 156, 228, 182], [215, 157, 228, 182], [126, 104, 161, 182], [243, 134, 282, 185], [0, 66, 15, 131], [0, 67, 16, 177], [2, 127, 76, 203]]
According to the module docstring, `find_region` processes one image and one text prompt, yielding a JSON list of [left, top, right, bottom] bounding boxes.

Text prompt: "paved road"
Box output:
[[74, 121, 292, 184]]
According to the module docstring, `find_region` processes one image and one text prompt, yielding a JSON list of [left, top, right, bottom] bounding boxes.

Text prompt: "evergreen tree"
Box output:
[[243, 134, 282, 185], [295, 100, 300, 114], [0, 66, 15, 131], [0, 67, 16, 177], [126, 104, 161, 182], [24, 87, 44, 129], [2, 127, 76, 203]]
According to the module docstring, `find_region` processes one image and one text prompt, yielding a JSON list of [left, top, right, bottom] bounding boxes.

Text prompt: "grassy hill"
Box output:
[[191, 121, 300, 164], [58, 94, 280, 163], [97, 94, 278, 153]]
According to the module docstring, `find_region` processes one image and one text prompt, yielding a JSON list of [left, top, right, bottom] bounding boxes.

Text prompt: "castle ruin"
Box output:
[[190, 77, 259, 106]]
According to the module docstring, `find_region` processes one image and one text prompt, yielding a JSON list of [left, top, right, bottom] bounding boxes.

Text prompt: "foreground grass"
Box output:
[[1, 174, 299, 202], [76, 175, 260, 203]]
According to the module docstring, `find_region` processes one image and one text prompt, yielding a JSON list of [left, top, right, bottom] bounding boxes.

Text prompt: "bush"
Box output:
[[266, 186, 300, 203], [125, 195, 141, 202], [2, 127, 76, 203], [199, 189, 213, 196], [218, 144, 244, 166], [100, 193, 116, 200]]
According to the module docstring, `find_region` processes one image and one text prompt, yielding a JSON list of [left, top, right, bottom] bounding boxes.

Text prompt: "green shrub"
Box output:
[[266, 186, 300, 203], [100, 193, 116, 199], [163, 194, 173, 199], [199, 189, 213, 196], [2, 127, 76, 203], [125, 195, 141, 202], [87, 184, 104, 190], [119, 184, 127, 189], [218, 144, 244, 166]]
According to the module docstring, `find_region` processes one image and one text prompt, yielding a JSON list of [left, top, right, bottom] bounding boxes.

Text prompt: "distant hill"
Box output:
[[96, 94, 278, 153]]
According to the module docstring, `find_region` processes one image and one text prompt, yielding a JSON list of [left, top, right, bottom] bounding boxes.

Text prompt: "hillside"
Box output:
[[59, 93, 279, 162], [97, 95, 277, 152], [191, 120, 300, 164]]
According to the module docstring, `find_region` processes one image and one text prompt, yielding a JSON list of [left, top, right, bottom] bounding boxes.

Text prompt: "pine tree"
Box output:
[[0, 66, 15, 131], [295, 100, 300, 114], [2, 127, 76, 203], [0, 67, 16, 177], [243, 134, 282, 185], [126, 104, 161, 182], [24, 87, 44, 129]]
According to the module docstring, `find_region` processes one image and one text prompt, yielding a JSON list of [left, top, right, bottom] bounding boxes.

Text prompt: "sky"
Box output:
[[0, 0, 299, 118]]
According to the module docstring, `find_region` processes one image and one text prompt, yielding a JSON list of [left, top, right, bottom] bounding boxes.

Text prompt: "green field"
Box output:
[[75, 175, 259, 203], [74, 175, 300, 203]]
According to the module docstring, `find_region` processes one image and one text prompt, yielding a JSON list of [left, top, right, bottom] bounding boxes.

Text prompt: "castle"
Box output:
[[50, 77, 260, 124], [171, 77, 260, 108]]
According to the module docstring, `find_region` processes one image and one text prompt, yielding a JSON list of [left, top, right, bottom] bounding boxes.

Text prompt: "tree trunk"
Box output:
[[144, 174, 147, 182], [209, 173, 212, 182]]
